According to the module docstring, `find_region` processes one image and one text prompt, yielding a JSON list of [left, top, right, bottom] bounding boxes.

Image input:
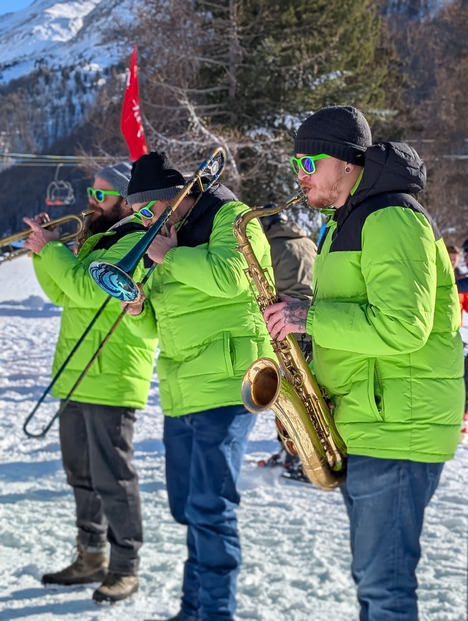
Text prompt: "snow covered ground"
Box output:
[[0, 255, 467, 621]]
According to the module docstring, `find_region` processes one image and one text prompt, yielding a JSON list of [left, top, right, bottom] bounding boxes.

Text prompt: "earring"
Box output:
[[345, 166, 351, 173]]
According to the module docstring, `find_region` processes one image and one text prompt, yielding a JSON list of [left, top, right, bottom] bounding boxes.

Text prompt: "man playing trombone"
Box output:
[[122, 150, 274, 621], [23, 163, 158, 604]]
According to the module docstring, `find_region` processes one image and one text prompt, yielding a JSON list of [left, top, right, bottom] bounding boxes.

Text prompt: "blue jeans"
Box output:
[[164, 405, 255, 621], [340, 455, 444, 621]]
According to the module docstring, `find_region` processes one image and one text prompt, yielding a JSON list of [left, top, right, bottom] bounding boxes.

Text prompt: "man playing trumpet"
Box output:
[[23, 163, 157, 604]]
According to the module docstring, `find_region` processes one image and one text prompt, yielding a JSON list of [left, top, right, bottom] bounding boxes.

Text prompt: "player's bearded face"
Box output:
[[85, 198, 131, 235], [75, 197, 132, 251]]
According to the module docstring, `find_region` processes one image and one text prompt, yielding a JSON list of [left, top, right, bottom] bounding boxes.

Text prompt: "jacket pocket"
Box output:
[[172, 332, 235, 380], [368, 358, 384, 421]]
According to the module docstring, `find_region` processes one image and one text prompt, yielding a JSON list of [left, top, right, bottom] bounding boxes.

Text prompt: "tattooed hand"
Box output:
[[263, 298, 310, 341]]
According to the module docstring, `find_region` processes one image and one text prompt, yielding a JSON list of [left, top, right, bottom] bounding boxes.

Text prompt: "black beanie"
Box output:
[[126, 151, 186, 205], [294, 106, 372, 165]]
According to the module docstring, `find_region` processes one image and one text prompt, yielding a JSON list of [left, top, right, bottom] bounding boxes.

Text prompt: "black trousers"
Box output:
[[59, 400, 142, 575]]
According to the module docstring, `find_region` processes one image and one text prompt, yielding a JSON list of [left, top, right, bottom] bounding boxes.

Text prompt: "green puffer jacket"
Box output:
[[306, 142, 464, 463], [130, 184, 276, 417], [32, 218, 157, 408]]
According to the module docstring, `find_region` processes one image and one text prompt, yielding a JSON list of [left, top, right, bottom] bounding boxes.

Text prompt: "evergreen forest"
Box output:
[[0, 0, 467, 244]]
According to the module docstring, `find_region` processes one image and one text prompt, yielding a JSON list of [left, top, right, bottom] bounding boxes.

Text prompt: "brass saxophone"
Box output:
[[233, 192, 347, 490]]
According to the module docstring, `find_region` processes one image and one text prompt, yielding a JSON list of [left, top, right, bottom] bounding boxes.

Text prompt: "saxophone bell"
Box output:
[[233, 191, 347, 491]]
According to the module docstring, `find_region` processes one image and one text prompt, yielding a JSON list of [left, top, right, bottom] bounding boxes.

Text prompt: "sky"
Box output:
[[0, 0, 34, 16]]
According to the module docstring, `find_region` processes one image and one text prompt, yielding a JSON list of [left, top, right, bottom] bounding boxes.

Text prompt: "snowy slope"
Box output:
[[0, 0, 143, 84], [0, 256, 467, 621]]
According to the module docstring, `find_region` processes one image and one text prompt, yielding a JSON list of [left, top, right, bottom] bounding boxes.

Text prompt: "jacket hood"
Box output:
[[351, 142, 426, 206]]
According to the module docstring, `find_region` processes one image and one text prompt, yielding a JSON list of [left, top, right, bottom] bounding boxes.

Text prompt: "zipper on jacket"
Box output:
[[312, 216, 337, 303]]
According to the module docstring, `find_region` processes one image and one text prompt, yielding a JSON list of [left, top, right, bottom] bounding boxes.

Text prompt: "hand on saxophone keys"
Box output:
[[264, 295, 310, 341], [23, 216, 61, 254]]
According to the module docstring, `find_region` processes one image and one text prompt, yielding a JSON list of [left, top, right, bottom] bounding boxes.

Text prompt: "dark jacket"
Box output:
[[263, 219, 316, 301]]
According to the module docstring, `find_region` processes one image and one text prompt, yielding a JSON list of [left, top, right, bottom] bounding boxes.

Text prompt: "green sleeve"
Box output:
[[36, 232, 147, 308], [32, 249, 68, 307], [122, 290, 158, 339], [309, 207, 437, 355], [163, 202, 269, 298]]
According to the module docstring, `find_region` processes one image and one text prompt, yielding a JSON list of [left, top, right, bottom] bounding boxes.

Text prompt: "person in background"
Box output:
[[264, 105, 464, 620], [122, 150, 275, 621], [446, 244, 462, 279], [461, 238, 468, 275], [23, 163, 157, 604], [453, 242, 468, 295], [259, 208, 317, 477], [446, 243, 468, 314], [261, 207, 317, 361]]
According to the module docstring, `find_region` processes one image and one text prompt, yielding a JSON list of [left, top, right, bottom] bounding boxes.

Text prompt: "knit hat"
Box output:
[[294, 106, 372, 165], [96, 162, 132, 198], [126, 151, 186, 205]]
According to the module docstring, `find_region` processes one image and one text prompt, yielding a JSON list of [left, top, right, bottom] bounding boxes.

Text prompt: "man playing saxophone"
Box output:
[[264, 106, 464, 621]]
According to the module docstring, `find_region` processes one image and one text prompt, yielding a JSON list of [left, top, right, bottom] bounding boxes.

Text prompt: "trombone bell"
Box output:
[[89, 146, 227, 301], [88, 262, 140, 302]]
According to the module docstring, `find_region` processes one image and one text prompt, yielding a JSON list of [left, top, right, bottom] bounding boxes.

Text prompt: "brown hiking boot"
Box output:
[[92, 572, 139, 603], [42, 542, 108, 586]]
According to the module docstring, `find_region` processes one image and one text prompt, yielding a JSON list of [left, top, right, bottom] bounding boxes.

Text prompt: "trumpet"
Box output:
[[0, 210, 93, 265]]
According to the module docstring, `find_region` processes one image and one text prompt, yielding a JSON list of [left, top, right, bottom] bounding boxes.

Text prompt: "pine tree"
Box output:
[[92, 0, 402, 209], [193, 0, 394, 201]]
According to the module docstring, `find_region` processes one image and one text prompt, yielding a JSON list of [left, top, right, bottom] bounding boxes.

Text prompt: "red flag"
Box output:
[[121, 45, 149, 161]]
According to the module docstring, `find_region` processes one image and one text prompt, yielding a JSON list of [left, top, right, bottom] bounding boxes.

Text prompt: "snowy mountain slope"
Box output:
[[0, 0, 143, 84]]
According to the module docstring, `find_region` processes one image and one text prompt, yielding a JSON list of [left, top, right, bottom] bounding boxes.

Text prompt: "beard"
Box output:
[[302, 162, 347, 210], [305, 183, 342, 210], [74, 198, 132, 252]]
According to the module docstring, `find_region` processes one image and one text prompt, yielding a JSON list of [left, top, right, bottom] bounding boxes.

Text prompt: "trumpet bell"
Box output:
[[88, 261, 140, 302], [0, 209, 93, 266]]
